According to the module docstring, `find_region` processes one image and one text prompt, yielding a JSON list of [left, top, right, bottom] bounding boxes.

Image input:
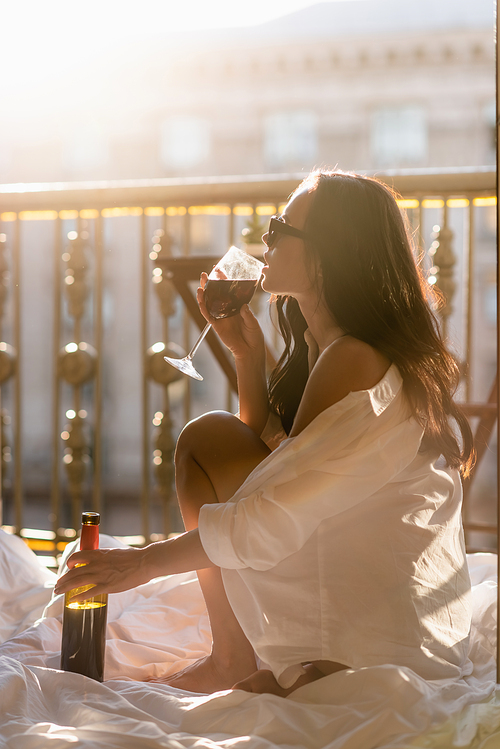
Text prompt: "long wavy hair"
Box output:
[[268, 170, 474, 476]]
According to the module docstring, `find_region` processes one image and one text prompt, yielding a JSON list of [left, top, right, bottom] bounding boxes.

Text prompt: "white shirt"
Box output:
[[198, 364, 472, 688]]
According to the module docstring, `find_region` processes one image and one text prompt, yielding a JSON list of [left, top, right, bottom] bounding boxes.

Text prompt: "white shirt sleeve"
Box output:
[[199, 384, 424, 572]]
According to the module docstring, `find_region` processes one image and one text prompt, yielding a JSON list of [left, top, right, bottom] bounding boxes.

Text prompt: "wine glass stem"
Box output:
[[188, 323, 212, 359]]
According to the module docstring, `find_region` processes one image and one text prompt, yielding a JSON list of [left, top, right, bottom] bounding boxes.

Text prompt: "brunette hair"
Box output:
[[268, 170, 474, 476]]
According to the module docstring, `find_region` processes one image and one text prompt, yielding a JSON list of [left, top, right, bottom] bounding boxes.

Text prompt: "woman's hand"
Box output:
[[198, 272, 265, 362], [53, 529, 214, 604], [54, 545, 158, 603], [198, 272, 270, 434]]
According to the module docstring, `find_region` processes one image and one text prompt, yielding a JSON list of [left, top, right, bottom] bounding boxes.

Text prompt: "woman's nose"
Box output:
[[262, 231, 275, 248]]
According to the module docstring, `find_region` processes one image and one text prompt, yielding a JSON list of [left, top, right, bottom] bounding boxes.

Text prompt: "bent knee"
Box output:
[[175, 411, 240, 462], [174, 410, 270, 468]]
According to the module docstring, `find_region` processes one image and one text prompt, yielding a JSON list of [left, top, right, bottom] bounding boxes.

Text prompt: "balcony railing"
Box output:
[[0, 167, 496, 564]]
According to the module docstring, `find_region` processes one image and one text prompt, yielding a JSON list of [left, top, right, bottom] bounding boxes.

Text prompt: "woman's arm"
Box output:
[[197, 274, 271, 437], [233, 305, 270, 435], [54, 529, 214, 604]]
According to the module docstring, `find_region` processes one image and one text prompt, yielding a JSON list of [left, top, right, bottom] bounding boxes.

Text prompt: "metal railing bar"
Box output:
[[0, 390, 3, 526], [13, 217, 22, 533], [141, 212, 150, 542], [441, 199, 450, 340], [463, 522, 497, 533], [0, 169, 495, 212], [460, 403, 497, 416], [92, 214, 103, 515], [495, 3, 500, 684], [465, 199, 474, 401], [50, 218, 62, 533], [160, 208, 172, 538], [227, 206, 235, 412], [183, 210, 191, 426]]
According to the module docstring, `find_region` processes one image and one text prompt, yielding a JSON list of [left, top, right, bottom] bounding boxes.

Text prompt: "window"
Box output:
[[264, 111, 318, 170], [160, 116, 210, 170], [371, 106, 427, 167]]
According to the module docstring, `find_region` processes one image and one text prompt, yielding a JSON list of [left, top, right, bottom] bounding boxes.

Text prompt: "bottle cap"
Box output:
[[81, 512, 100, 525]]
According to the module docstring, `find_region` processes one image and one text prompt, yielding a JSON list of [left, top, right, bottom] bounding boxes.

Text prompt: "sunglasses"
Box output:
[[264, 216, 308, 247]]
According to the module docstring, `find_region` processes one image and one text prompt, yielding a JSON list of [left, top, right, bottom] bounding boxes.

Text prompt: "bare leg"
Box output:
[[233, 660, 348, 697], [150, 411, 271, 693], [232, 666, 324, 697]]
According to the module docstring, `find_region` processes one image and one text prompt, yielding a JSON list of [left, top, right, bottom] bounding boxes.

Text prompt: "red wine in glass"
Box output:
[[204, 278, 258, 319], [163, 246, 264, 381]]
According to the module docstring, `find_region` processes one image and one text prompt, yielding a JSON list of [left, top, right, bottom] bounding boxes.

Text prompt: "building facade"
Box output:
[[0, 0, 495, 184]]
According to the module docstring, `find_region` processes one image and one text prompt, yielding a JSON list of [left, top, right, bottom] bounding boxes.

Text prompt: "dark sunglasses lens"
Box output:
[[266, 219, 275, 246]]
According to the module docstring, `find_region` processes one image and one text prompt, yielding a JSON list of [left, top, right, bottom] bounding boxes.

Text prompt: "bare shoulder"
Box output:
[[318, 335, 391, 391], [289, 336, 391, 436]]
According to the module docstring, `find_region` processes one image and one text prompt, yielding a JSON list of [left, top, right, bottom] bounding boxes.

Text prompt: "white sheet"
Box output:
[[0, 528, 499, 749]]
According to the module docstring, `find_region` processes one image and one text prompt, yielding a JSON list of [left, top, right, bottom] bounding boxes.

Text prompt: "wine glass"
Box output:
[[164, 246, 264, 381]]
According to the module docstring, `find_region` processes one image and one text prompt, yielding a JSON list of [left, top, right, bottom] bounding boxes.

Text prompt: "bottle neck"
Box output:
[[80, 523, 99, 551]]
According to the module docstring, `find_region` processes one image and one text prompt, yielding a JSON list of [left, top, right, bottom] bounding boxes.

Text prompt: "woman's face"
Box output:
[[261, 188, 320, 300]]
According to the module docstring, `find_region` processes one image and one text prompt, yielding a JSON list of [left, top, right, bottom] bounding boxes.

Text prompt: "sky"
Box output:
[[97, 0, 329, 31], [6, 1, 350, 36], [0, 1, 354, 131], [4, 0, 348, 90], [4, 0, 490, 89]]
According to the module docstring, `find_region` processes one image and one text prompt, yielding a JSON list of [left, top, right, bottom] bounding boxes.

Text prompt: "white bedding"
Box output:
[[0, 528, 499, 749]]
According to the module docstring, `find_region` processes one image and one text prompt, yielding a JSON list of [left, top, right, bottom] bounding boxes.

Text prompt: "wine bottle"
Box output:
[[60, 511, 108, 681]]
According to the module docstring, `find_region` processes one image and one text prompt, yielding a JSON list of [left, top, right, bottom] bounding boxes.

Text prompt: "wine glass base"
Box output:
[[164, 355, 204, 381]]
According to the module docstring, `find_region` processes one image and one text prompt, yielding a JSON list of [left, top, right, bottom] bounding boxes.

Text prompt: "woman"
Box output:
[[55, 170, 474, 697]]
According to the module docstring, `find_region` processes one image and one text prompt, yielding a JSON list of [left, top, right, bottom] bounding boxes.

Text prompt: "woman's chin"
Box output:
[[261, 276, 279, 295]]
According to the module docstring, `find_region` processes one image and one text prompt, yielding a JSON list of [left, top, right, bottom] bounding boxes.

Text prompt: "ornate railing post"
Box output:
[[58, 232, 96, 529], [0, 233, 15, 524], [146, 229, 182, 537], [429, 215, 456, 340]]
